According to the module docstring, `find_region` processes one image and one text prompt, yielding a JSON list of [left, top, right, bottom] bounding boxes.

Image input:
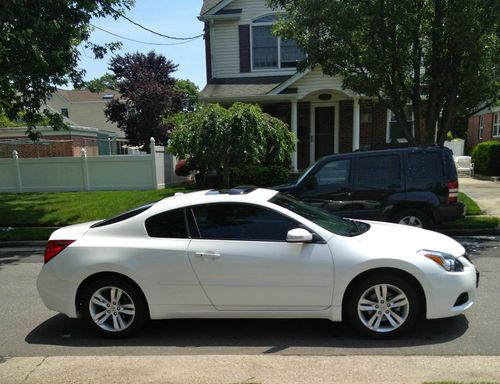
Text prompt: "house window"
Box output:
[[61, 108, 69, 118], [479, 115, 484, 139], [252, 15, 304, 70], [386, 106, 414, 143], [493, 112, 500, 138]]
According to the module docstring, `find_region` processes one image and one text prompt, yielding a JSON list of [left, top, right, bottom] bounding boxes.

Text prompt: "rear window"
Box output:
[[408, 152, 444, 179], [91, 203, 155, 228], [357, 154, 401, 187]]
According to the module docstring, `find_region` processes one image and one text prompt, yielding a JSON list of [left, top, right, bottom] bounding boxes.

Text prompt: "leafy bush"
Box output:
[[471, 141, 500, 176], [230, 165, 289, 187], [168, 103, 296, 187]]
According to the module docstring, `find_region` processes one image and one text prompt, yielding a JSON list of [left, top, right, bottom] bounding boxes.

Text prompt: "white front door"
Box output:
[[186, 203, 334, 311]]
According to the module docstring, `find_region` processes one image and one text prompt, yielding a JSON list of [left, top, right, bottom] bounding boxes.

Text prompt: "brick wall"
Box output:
[[467, 112, 499, 150]]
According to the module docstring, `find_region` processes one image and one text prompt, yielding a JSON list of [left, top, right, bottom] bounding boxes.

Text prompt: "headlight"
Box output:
[[417, 249, 464, 272]]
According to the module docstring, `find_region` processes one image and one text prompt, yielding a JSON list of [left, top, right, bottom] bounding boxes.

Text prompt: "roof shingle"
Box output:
[[200, 0, 225, 15]]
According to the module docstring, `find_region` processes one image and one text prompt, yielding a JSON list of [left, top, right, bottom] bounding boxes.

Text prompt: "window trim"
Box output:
[[386, 108, 415, 143], [188, 202, 319, 243], [493, 112, 500, 138], [479, 115, 484, 140], [250, 13, 303, 72]]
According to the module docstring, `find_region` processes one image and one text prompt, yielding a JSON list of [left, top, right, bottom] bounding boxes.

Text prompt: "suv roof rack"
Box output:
[[354, 144, 444, 152], [206, 185, 258, 195]]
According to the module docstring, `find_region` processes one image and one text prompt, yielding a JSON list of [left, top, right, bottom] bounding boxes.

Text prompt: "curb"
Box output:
[[436, 226, 500, 237]]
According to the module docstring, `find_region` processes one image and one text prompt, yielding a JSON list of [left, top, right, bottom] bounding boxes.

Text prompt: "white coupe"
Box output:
[[37, 187, 478, 338]]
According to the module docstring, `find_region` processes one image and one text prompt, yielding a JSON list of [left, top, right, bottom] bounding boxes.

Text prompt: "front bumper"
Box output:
[[425, 257, 477, 319]]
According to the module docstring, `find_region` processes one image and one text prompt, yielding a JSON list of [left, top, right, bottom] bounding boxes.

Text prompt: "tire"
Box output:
[[391, 208, 432, 229], [81, 276, 148, 337], [344, 274, 421, 338]]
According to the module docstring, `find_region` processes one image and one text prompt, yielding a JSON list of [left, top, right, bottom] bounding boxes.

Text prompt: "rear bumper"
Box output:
[[37, 264, 79, 318], [434, 202, 465, 223]]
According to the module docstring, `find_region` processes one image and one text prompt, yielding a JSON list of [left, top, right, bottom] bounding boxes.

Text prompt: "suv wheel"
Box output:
[[392, 208, 432, 229]]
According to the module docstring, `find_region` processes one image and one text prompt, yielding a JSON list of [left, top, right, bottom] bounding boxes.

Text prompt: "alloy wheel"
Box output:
[[357, 283, 410, 333], [89, 286, 136, 332], [398, 215, 424, 228]]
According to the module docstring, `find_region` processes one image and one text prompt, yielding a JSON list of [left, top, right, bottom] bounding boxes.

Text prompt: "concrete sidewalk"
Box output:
[[1, 355, 500, 384], [460, 177, 500, 217]]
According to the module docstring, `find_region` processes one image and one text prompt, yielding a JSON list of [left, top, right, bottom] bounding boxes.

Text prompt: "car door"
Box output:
[[349, 153, 404, 220], [186, 203, 334, 311], [294, 158, 354, 216]]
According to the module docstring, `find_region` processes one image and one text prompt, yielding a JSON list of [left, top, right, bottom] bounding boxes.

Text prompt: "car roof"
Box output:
[[150, 187, 279, 212], [317, 145, 451, 162]]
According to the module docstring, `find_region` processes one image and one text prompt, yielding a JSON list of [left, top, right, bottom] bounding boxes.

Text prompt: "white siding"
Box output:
[[211, 0, 296, 78], [293, 68, 356, 99]]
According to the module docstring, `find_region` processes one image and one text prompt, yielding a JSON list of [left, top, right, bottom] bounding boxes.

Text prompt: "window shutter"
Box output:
[[239, 25, 251, 73]]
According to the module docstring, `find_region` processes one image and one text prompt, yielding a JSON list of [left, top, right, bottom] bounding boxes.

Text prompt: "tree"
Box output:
[[269, 0, 500, 144], [83, 73, 119, 93], [0, 0, 132, 140], [168, 103, 295, 187], [174, 79, 200, 112], [104, 51, 185, 150]]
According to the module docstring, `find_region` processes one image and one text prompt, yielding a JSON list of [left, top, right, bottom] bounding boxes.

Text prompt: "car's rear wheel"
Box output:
[[81, 276, 147, 337], [392, 208, 432, 229], [345, 274, 421, 338]]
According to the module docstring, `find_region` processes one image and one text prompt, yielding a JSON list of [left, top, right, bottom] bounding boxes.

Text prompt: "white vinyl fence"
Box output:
[[444, 139, 465, 157], [0, 138, 185, 193]]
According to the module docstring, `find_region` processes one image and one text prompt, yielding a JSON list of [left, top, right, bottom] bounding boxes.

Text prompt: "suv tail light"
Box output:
[[448, 180, 459, 203], [44, 240, 75, 264]]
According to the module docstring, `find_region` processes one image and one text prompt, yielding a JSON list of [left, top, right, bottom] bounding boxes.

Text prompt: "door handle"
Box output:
[[195, 252, 221, 260]]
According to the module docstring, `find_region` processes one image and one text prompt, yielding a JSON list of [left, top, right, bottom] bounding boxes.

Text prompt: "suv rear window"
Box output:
[[357, 154, 401, 187], [408, 152, 444, 179]]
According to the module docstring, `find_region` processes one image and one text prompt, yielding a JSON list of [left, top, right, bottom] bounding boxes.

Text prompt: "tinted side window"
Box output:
[[408, 152, 444, 179], [145, 208, 188, 238], [192, 204, 297, 241], [315, 159, 350, 186], [357, 155, 401, 187]]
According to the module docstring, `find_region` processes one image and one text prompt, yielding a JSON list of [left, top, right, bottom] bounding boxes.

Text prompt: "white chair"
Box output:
[[455, 156, 474, 177]]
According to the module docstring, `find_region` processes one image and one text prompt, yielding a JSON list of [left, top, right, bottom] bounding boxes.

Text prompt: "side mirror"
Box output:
[[306, 176, 318, 190], [286, 228, 313, 243]]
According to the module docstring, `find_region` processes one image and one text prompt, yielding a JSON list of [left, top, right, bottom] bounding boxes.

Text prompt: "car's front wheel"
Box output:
[[81, 276, 148, 337], [344, 274, 421, 338]]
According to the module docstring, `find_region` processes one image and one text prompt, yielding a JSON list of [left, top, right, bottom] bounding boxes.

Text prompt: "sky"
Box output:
[[76, 0, 206, 90]]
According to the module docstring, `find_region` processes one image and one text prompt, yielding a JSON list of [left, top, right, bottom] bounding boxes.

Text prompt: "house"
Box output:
[[199, 0, 419, 171], [46, 88, 123, 137], [466, 105, 500, 150]]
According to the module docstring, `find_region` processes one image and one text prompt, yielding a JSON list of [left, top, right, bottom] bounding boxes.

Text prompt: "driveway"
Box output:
[[460, 177, 500, 217]]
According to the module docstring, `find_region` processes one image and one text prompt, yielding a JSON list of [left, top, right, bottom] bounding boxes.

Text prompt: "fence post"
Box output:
[[12, 150, 23, 193], [81, 148, 90, 191], [150, 137, 158, 189]]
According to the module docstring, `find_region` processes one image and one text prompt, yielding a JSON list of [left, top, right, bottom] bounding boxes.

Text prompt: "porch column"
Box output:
[[291, 99, 298, 172], [352, 97, 360, 151]]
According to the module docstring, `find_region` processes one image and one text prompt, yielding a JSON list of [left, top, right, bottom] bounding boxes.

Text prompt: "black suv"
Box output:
[[274, 146, 463, 229]]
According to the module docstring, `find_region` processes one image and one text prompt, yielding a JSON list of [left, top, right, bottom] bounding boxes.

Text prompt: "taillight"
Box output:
[[448, 180, 459, 203], [44, 240, 75, 264]]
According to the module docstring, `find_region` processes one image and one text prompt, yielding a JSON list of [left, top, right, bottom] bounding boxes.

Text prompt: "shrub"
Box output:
[[230, 165, 289, 187], [471, 141, 500, 176]]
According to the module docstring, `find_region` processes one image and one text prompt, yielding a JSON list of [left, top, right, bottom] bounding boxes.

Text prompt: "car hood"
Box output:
[[355, 220, 465, 257]]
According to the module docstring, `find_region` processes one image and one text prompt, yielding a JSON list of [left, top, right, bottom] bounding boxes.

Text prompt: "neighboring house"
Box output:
[[199, 0, 423, 171], [466, 105, 500, 150], [46, 88, 123, 137]]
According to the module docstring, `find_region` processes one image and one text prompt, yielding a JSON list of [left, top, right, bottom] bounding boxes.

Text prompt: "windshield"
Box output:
[[270, 193, 369, 237]]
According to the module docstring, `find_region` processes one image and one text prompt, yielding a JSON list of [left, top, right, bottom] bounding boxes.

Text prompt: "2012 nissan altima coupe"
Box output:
[[37, 187, 478, 338]]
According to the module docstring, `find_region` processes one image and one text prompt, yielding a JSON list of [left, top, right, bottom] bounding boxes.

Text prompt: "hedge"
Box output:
[[230, 165, 289, 187], [471, 141, 500, 176]]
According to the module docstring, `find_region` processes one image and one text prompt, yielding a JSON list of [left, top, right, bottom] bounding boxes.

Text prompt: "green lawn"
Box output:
[[460, 192, 481, 215], [0, 186, 194, 227], [439, 215, 499, 230]]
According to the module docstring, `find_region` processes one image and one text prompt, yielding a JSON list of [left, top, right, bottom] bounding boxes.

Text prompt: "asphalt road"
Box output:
[[0, 236, 499, 358]]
